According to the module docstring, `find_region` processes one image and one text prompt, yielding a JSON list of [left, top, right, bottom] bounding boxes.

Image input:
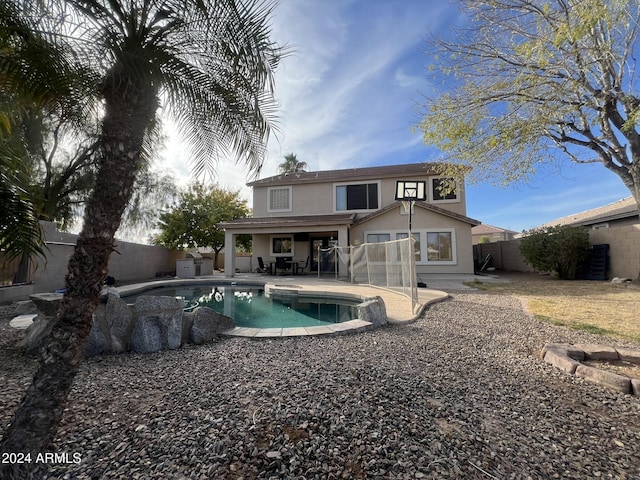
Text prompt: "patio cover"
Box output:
[[218, 214, 356, 276], [217, 213, 356, 234]]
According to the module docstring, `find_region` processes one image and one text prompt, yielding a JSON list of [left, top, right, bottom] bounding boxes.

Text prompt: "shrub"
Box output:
[[519, 225, 590, 279]]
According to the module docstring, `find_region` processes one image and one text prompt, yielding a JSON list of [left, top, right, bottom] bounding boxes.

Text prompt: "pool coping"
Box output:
[[115, 275, 449, 338]]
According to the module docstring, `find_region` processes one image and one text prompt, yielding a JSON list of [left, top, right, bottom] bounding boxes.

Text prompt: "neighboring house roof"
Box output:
[[471, 224, 518, 235], [539, 197, 638, 228], [355, 201, 481, 227], [248, 162, 453, 187], [218, 213, 356, 230]]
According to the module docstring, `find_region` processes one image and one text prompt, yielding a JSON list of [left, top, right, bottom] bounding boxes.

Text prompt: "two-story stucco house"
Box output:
[[219, 162, 480, 276]]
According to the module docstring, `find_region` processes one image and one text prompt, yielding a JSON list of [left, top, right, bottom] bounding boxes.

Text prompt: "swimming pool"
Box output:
[[124, 285, 360, 328]]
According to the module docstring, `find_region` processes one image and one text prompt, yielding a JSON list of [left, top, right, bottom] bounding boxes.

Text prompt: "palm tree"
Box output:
[[0, 0, 283, 467], [0, 0, 92, 262], [0, 155, 44, 262], [278, 152, 308, 173]]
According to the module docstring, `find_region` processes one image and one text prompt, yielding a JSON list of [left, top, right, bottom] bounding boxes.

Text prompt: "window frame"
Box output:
[[423, 229, 456, 264], [430, 177, 459, 204], [363, 228, 457, 265], [270, 235, 294, 256], [334, 181, 381, 212], [267, 186, 293, 213]]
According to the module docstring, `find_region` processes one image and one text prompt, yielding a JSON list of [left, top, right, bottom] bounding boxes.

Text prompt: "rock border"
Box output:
[[542, 343, 640, 396]]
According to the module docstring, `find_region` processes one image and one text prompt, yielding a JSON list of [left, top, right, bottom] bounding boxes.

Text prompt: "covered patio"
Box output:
[[218, 214, 355, 277]]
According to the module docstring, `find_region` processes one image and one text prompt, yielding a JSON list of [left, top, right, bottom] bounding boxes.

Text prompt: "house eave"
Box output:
[[247, 162, 457, 188], [218, 213, 356, 231], [354, 201, 481, 227]]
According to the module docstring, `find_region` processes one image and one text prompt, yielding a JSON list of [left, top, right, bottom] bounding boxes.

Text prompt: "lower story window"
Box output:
[[363, 229, 456, 265], [396, 233, 421, 262], [366, 233, 390, 243], [426, 232, 453, 262], [271, 236, 293, 255]]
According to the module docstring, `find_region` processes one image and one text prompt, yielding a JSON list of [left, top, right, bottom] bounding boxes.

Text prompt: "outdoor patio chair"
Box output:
[[297, 256, 310, 274], [257, 257, 269, 274]]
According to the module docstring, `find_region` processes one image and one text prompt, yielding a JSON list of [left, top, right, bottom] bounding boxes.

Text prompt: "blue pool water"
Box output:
[[125, 286, 359, 328]]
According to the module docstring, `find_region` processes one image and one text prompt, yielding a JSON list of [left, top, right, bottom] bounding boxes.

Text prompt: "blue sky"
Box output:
[[161, 0, 633, 233]]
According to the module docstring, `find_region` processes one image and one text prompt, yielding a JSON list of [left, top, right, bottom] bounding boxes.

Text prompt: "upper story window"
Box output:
[[268, 186, 292, 212], [431, 177, 459, 202], [335, 182, 379, 211]]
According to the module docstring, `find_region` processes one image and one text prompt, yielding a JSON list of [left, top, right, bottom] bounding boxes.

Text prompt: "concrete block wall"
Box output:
[[588, 224, 640, 279], [0, 222, 174, 304], [474, 224, 639, 279], [473, 240, 534, 273]]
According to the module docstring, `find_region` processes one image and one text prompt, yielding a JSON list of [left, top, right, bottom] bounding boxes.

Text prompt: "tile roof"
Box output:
[[248, 162, 452, 187], [218, 213, 356, 229], [471, 224, 518, 235], [539, 197, 638, 227]]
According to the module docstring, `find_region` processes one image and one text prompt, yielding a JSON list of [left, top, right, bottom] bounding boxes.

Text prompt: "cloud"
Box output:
[[262, 1, 454, 174], [158, 1, 458, 187]]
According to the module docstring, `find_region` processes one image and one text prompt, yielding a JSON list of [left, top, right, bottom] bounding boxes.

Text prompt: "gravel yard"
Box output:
[[1, 290, 640, 479]]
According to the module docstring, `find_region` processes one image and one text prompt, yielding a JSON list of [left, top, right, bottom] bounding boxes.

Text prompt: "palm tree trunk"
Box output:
[[0, 70, 157, 476]]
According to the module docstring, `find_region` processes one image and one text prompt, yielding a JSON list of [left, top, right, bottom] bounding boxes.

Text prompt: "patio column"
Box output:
[[336, 225, 349, 279], [224, 230, 236, 277], [336, 225, 349, 247]]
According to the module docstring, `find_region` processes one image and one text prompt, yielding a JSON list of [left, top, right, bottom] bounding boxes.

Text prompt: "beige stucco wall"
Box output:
[[351, 206, 475, 275], [252, 175, 468, 218], [251, 235, 322, 266], [473, 239, 534, 272]]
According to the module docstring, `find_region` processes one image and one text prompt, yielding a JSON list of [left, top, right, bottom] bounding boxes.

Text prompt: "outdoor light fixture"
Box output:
[[395, 180, 426, 232]]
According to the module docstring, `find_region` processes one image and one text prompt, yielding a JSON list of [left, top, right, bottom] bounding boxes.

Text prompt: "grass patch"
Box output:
[[573, 323, 613, 336], [463, 280, 491, 290], [534, 314, 565, 327], [471, 273, 640, 342]]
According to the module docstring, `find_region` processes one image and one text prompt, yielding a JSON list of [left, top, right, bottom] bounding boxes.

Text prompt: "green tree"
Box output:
[[2, 100, 176, 283], [0, 0, 94, 261], [419, 0, 640, 207], [0, 0, 283, 469], [155, 184, 250, 267], [21, 110, 177, 237], [519, 225, 591, 279], [278, 152, 307, 173]]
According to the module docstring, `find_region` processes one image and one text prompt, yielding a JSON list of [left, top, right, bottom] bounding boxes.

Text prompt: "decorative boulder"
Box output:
[[357, 296, 387, 327], [20, 293, 64, 356], [183, 307, 234, 345], [29, 292, 63, 317], [23, 291, 227, 358], [107, 294, 134, 353], [14, 300, 37, 316], [131, 296, 183, 353], [84, 291, 134, 357]]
